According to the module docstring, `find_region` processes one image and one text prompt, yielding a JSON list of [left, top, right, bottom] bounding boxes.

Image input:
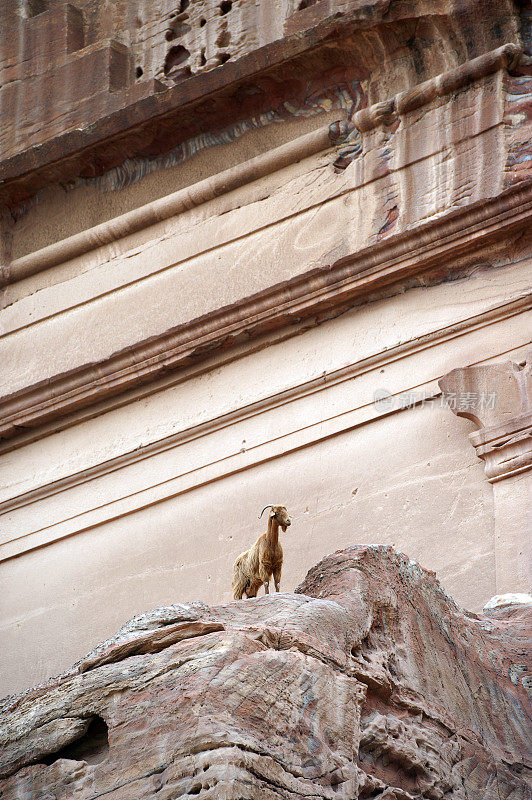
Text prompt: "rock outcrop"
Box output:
[[1, 545, 530, 799]]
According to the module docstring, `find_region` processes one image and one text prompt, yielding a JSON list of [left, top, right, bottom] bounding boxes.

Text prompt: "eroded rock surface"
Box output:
[[0, 546, 530, 799]]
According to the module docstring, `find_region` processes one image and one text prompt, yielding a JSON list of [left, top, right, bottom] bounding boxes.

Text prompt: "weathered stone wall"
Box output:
[[0, 0, 531, 696], [1, 0, 522, 166], [1, 546, 530, 799]]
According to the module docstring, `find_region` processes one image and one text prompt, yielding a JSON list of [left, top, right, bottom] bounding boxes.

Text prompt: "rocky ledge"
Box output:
[[0, 546, 530, 799]]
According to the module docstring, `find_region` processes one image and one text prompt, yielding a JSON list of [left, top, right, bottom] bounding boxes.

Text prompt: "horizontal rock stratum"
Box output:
[[0, 546, 530, 799]]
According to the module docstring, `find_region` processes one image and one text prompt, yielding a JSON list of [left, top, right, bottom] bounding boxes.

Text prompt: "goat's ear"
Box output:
[[270, 509, 275, 517]]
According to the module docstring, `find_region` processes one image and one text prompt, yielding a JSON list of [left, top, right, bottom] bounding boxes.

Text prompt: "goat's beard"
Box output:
[[281, 525, 287, 532]]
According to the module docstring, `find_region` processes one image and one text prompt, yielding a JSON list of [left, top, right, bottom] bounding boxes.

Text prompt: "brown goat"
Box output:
[[232, 505, 292, 600]]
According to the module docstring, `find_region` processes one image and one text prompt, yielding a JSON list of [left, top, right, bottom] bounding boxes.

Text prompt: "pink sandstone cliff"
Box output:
[[0, 545, 530, 799]]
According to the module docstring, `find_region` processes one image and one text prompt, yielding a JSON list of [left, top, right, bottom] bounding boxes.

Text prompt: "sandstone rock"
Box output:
[[0, 545, 530, 799], [484, 593, 532, 611]]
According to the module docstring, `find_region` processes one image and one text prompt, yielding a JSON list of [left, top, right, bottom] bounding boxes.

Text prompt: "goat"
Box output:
[[232, 505, 292, 600]]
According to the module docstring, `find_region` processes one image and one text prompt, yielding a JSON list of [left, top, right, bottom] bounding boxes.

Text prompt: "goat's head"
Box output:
[[260, 504, 292, 532]]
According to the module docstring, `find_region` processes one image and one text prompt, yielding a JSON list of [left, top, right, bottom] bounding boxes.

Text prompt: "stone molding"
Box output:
[[440, 354, 531, 594], [0, 8, 373, 207], [0, 296, 528, 562], [352, 44, 521, 133], [0, 181, 531, 443], [2, 43, 521, 289], [0, 125, 341, 288], [1, 295, 523, 511], [472, 412, 532, 482], [0, 1, 523, 207], [439, 353, 532, 482], [1, 291, 528, 460]]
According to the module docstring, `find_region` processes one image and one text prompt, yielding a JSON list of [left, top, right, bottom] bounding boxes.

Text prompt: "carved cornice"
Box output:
[[352, 44, 521, 133], [1, 180, 531, 442], [0, 294, 527, 516], [0, 5, 426, 207], [0, 3, 522, 207], [1, 43, 522, 288], [0, 125, 341, 288], [0, 13, 351, 206], [439, 352, 532, 482], [471, 413, 532, 482], [1, 316, 528, 563]]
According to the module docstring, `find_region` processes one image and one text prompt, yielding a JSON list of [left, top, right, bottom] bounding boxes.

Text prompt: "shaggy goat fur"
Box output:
[[232, 505, 292, 600]]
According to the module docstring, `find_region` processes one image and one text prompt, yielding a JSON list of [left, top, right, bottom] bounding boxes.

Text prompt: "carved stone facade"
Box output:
[[0, 0, 531, 696], [440, 354, 532, 595]]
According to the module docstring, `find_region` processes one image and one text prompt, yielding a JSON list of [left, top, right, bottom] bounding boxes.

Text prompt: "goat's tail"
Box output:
[[232, 556, 248, 600]]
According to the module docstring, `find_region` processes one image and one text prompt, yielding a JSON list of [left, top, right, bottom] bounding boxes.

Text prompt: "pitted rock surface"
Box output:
[[0, 545, 530, 799]]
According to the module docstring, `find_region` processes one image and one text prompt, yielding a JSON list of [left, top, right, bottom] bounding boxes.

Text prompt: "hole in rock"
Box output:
[[180, 0, 190, 11], [166, 21, 191, 40], [217, 52, 231, 64], [24, 0, 47, 17], [220, 0, 232, 14], [164, 45, 191, 75], [298, 0, 319, 8], [216, 30, 231, 47], [200, 48, 207, 65], [200, 17, 207, 26], [42, 716, 109, 766], [135, 66, 143, 78], [351, 634, 370, 658]]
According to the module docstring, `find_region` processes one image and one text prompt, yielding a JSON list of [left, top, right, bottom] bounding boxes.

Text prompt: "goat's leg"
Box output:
[[259, 565, 271, 596], [273, 567, 282, 592]]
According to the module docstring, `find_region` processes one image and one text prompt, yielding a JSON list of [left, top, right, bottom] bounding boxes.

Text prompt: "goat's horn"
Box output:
[[259, 505, 274, 518]]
